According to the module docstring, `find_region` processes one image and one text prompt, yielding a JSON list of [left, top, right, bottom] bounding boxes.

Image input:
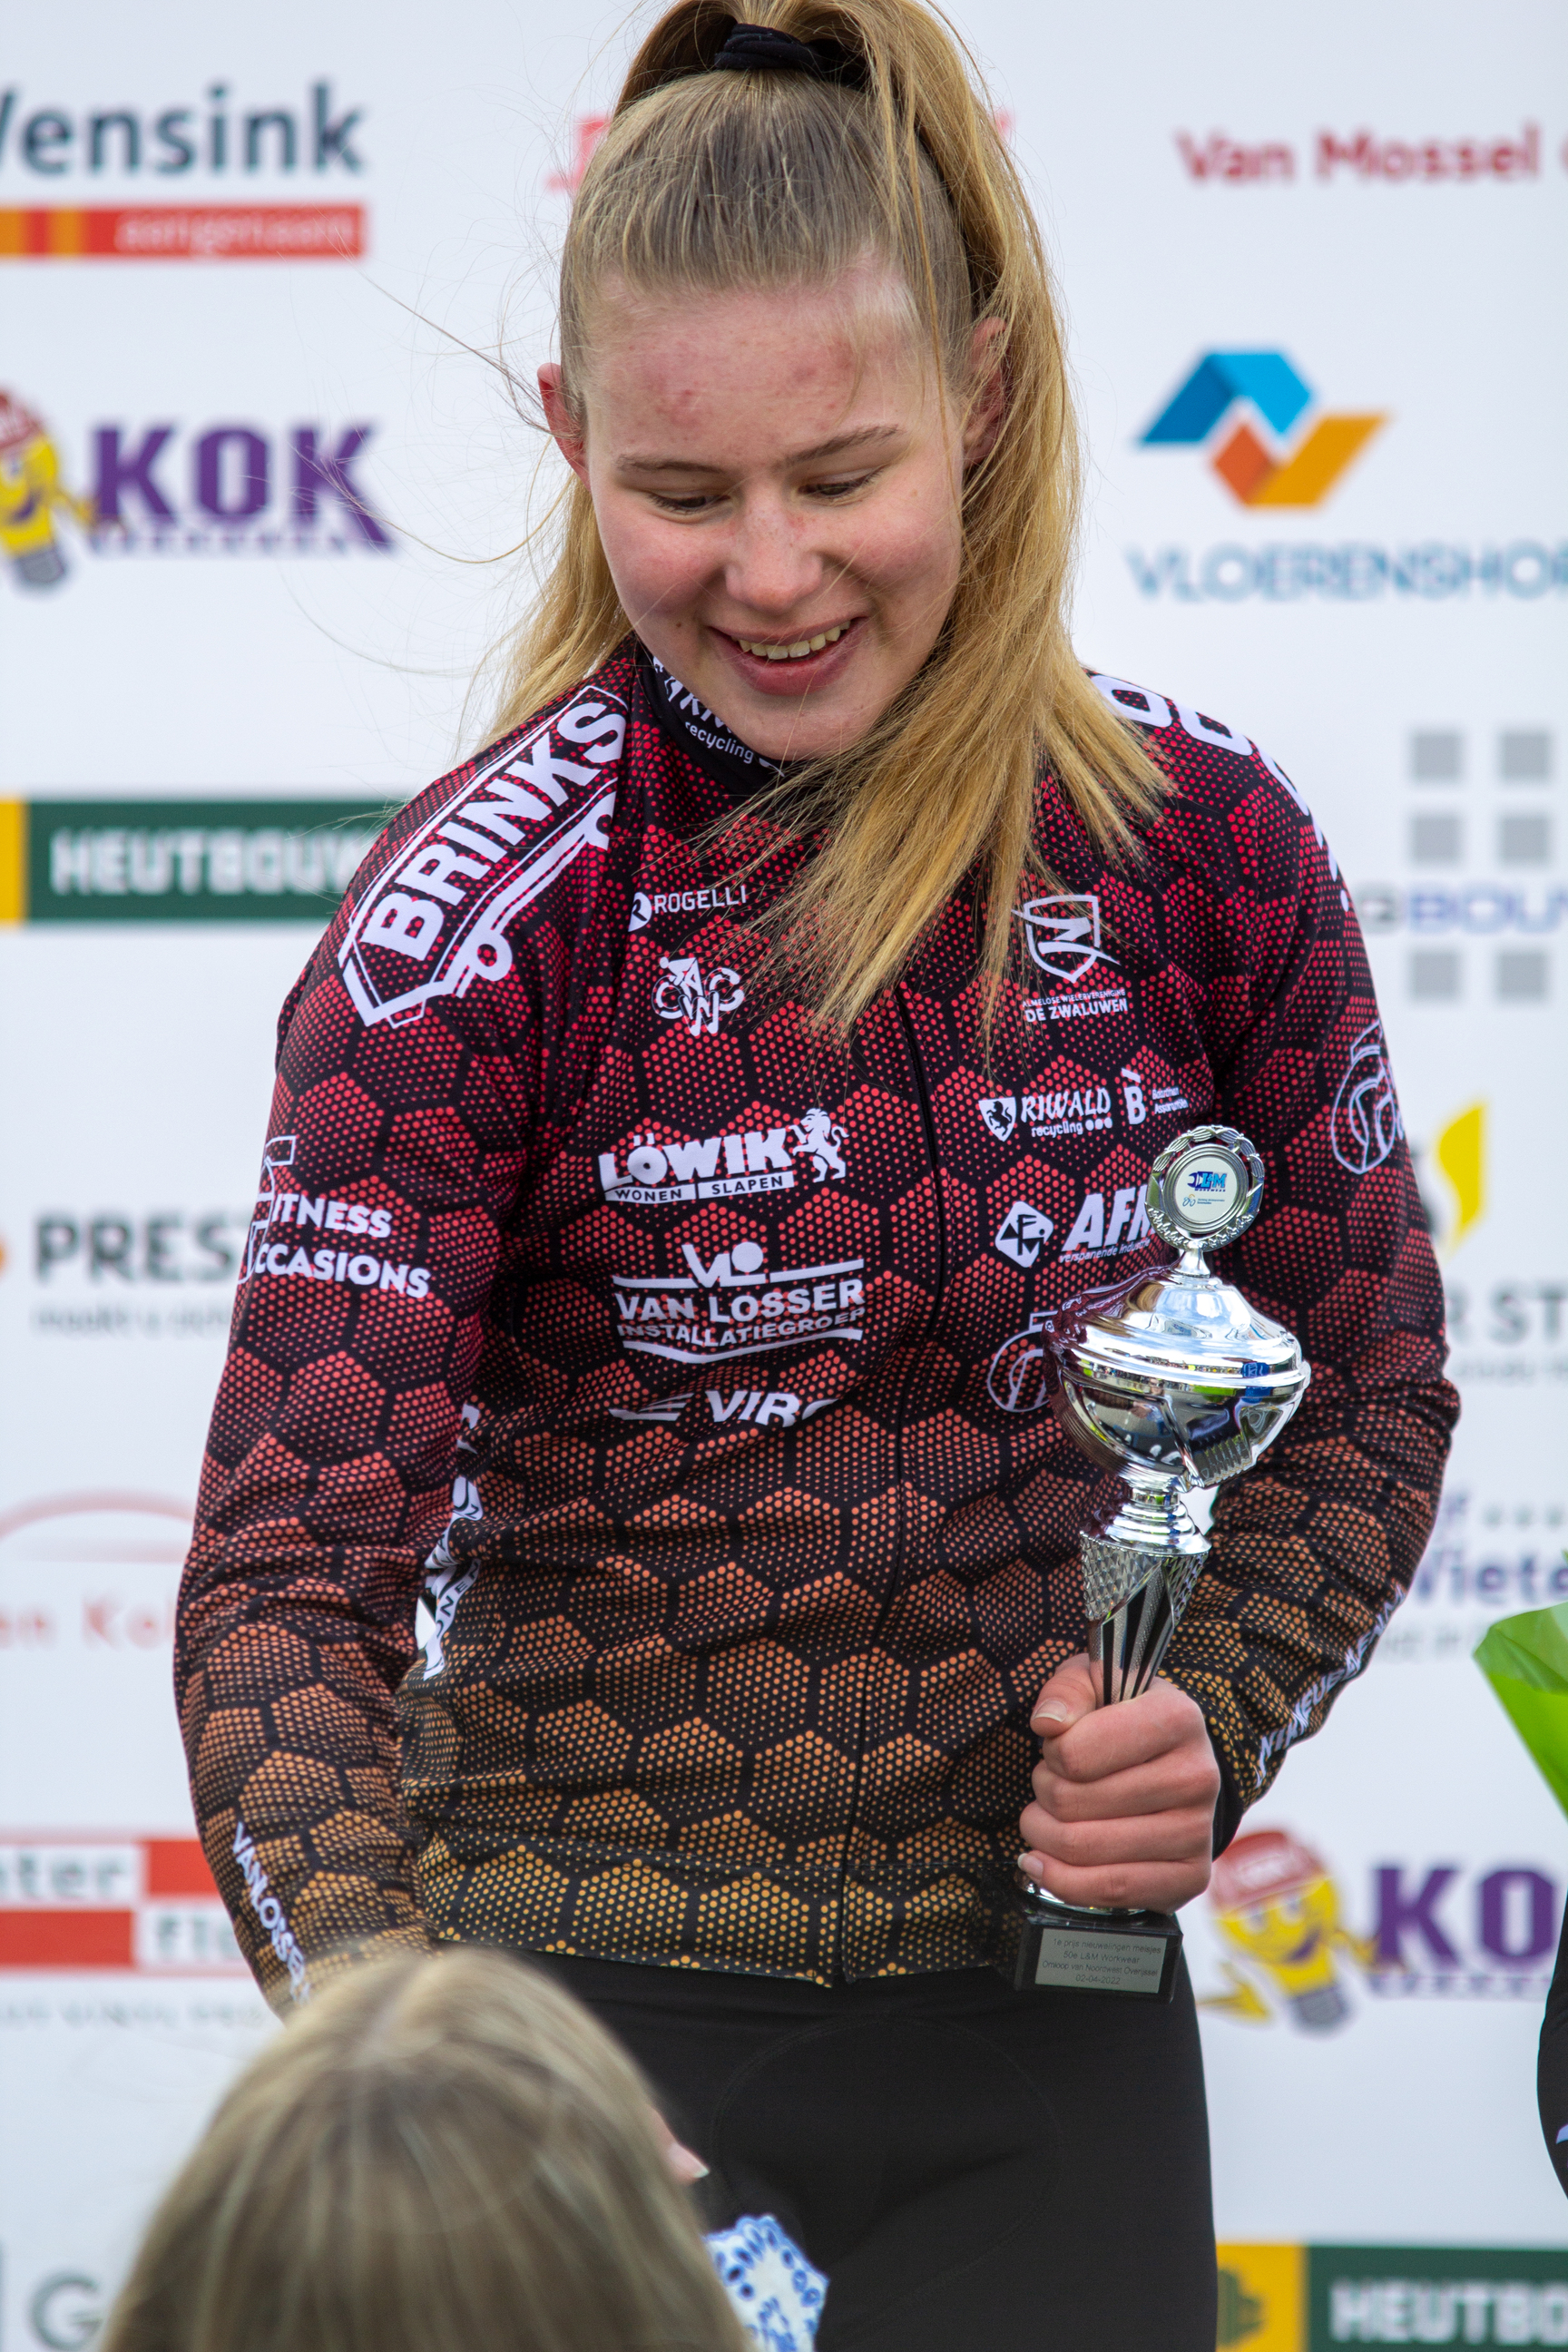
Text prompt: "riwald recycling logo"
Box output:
[[1140, 351, 1386, 506]]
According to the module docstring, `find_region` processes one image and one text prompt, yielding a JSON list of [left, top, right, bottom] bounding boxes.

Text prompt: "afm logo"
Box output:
[[1141, 351, 1386, 507]]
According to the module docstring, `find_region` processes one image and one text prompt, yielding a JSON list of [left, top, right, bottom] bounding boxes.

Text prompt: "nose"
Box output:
[[722, 494, 827, 618]]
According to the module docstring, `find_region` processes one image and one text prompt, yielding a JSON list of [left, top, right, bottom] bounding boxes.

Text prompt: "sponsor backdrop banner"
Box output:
[[1, 0, 1563, 2337]]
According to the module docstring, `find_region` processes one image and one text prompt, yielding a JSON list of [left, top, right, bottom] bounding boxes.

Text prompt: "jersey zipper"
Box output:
[[832, 986, 950, 1977]]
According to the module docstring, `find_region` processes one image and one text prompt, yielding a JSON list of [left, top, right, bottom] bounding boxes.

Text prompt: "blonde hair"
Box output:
[[493, 0, 1166, 1030], [99, 1951, 746, 2352]]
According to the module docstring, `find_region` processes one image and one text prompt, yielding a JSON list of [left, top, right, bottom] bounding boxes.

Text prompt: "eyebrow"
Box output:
[[615, 425, 906, 475]]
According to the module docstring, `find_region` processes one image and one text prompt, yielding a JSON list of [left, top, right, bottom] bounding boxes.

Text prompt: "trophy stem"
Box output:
[[1081, 1481, 1209, 1707], [1084, 1536, 1206, 1704]]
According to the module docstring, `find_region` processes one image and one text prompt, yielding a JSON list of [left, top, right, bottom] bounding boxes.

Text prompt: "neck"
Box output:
[[639, 646, 798, 807]]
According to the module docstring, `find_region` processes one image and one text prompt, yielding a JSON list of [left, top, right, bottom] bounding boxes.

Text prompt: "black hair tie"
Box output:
[[711, 21, 864, 87]]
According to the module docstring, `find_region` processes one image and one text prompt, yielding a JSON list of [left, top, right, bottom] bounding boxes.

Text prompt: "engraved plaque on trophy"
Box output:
[[1010, 1125, 1311, 2001]]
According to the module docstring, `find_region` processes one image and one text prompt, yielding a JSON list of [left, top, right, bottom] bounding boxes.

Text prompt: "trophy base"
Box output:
[[1007, 1890, 1181, 2002]]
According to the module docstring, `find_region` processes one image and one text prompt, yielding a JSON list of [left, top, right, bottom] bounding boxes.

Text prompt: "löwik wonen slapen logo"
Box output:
[[1141, 351, 1385, 507]]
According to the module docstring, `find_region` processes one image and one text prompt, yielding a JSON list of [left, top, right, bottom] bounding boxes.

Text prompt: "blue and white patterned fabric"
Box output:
[[706, 2214, 828, 2349]]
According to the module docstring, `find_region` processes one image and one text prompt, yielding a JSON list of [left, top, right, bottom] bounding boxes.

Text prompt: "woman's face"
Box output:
[[540, 270, 1001, 762]]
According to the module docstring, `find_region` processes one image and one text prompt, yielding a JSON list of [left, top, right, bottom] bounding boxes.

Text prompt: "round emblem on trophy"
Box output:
[[1145, 1124, 1264, 1254]]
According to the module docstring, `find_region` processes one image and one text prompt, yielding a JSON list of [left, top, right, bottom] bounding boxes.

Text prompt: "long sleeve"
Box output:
[[1156, 750, 1459, 1844], [175, 886, 535, 2007]]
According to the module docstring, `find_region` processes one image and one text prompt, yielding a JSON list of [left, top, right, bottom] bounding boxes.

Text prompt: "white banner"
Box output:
[[2, 4, 1563, 2339]]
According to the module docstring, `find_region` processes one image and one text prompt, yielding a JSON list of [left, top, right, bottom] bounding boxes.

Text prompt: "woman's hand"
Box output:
[[655, 2112, 710, 2185], [1018, 1655, 1221, 1913]]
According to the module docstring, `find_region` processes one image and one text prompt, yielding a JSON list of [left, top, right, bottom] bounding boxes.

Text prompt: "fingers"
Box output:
[[654, 2113, 710, 2184], [1018, 1847, 1214, 1915], [1030, 1737, 1221, 1824], [1019, 1794, 1214, 1869], [1015, 1672, 1222, 1914], [1034, 1673, 1217, 1784], [1029, 1653, 1100, 1738]]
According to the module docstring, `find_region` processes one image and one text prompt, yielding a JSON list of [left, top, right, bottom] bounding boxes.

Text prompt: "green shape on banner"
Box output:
[[1475, 1601, 1568, 1821], [24, 798, 397, 923]]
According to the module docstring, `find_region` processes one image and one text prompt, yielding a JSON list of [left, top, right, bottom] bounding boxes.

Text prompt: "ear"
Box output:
[[539, 363, 589, 484], [961, 317, 1007, 471]]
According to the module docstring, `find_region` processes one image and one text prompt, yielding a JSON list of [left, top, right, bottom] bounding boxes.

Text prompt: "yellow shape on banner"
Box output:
[[1215, 2245, 1304, 2350], [0, 799, 25, 921], [45, 210, 89, 256], [1247, 415, 1385, 506], [1435, 1102, 1485, 1250]]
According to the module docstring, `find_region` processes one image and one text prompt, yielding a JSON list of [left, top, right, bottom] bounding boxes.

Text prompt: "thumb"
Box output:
[[1030, 1652, 1099, 1739], [655, 2113, 710, 2184]]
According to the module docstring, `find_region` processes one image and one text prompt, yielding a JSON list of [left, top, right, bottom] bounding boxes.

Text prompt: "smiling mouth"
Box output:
[[730, 622, 854, 662]]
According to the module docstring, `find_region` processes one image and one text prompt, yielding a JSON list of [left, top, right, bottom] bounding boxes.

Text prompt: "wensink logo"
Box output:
[[1141, 351, 1386, 507]]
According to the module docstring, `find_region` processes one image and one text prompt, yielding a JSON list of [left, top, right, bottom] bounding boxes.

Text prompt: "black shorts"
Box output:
[[538, 1952, 1216, 2352]]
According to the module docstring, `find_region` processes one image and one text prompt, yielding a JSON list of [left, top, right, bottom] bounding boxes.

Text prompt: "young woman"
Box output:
[[100, 1950, 750, 2352], [177, 5, 1457, 2344]]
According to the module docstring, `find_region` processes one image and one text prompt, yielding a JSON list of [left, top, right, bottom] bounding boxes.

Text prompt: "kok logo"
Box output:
[[994, 1200, 1054, 1270], [0, 389, 93, 588], [790, 1109, 847, 1182], [1014, 895, 1119, 984], [1141, 351, 1386, 508], [979, 1094, 1017, 1143], [1331, 1021, 1403, 1174], [654, 955, 745, 1039]]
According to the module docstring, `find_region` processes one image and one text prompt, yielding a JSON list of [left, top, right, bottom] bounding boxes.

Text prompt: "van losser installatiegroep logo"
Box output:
[[1141, 351, 1386, 507]]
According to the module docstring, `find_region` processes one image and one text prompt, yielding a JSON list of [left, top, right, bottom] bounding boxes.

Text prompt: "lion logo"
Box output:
[[789, 1109, 847, 1183]]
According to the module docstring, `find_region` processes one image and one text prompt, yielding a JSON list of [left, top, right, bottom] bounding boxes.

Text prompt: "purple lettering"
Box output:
[[1477, 1867, 1556, 1964], [195, 426, 269, 521], [93, 426, 176, 523], [289, 426, 389, 545], [1374, 1865, 1459, 1965]]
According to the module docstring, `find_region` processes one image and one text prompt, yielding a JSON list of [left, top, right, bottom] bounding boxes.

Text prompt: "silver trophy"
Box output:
[[1011, 1124, 1310, 2000]]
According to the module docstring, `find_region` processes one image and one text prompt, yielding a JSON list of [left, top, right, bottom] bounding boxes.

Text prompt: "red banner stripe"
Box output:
[[0, 207, 364, 260], [0, 1911, 134, 1967], [143, 1840, 219, 1897]]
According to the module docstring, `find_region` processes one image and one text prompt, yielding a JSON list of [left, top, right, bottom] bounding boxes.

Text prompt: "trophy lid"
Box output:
[[1043, 1124, 1304, 1407], [1145, 1125, 1263, 1258], [1041, 1122, 1310, 1512]]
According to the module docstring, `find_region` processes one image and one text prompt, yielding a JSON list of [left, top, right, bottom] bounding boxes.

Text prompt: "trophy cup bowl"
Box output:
[[1009, 1124, 1310, 2001]]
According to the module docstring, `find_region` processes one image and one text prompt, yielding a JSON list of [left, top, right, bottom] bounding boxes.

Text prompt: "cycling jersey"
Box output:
[[176, 644, 1458, 2007]]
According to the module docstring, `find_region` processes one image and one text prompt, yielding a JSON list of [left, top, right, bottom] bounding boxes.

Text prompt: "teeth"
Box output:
[[737, 624, 848, 661]]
